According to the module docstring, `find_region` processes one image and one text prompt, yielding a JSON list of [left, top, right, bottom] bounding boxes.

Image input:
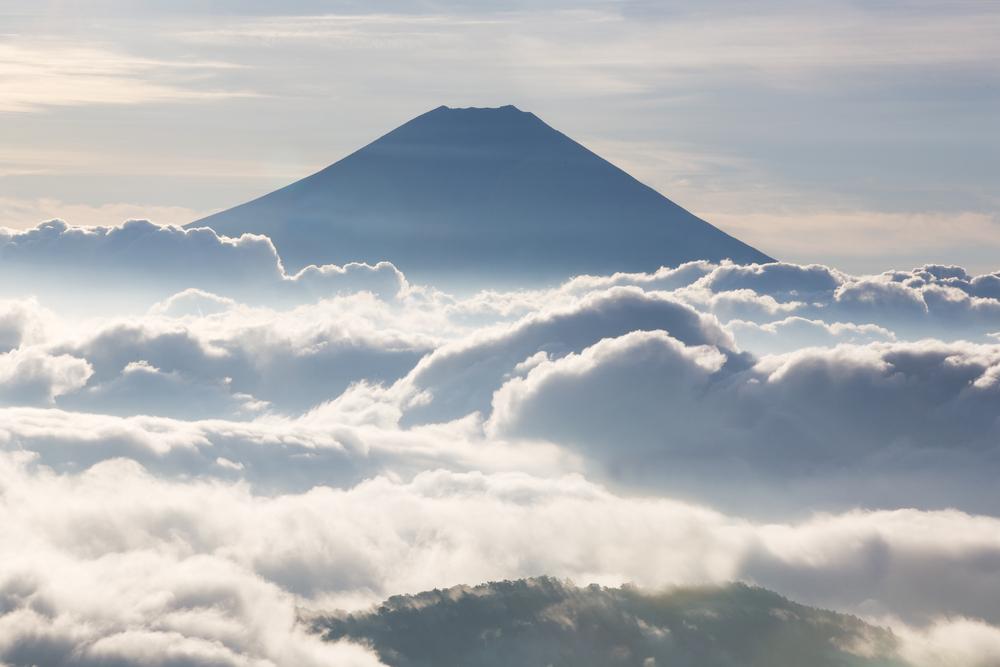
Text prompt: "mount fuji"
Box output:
[[193, 105, 772, 282]]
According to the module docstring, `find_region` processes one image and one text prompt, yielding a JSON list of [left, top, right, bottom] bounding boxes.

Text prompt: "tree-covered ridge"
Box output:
[[315, 578, 904, 667]]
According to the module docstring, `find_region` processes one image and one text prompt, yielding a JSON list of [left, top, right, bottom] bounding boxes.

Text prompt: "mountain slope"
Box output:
[[193, 105, 772, 282], [313, 578, 903, 667]]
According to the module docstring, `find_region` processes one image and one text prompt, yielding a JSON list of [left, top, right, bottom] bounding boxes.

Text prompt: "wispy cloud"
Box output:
[[177, 13, 511, 44], [498, 6, 1000, 95], [177, 6, 1000, 84], [0, 39, 257, 112], [0, 147, 310, 180]]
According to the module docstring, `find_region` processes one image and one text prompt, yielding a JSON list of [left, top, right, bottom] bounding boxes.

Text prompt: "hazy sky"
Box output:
[[1, 0, 998, 273]]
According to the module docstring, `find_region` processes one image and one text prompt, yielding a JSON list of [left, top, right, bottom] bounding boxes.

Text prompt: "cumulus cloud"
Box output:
[[53, 315, 427, 418], [1, 454, 1000, 665], [553, 261, 1000, 347], [61, 359, 267, 420], [558, 260, 719, 294], [489, 329, 726, 451], [0, 348, 92, 405], [395, 287, 743, 426], [694, 261, 846, 300], [0, 298, 54, 353], [0, 255, 998, 512], [0, 260, 997, 514], [0, 292, 436, 419], [148, 288, 239, 318], [5, 221, 1000, 350], [691, 262, 1000, 342], [0, 220, 407, 312], [0, 406, 565, 493], [1, 236, 1000, 663], [490, 333, 1000, 514]]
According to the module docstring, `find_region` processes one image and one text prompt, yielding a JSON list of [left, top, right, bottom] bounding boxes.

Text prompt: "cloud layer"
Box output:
[[4, 220, 1000, 664], [0, 220, 407, 312], [3, 455, 1000, 665]]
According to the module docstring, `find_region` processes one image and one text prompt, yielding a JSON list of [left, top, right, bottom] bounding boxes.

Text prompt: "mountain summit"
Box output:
[[193, 105, 772, 282]]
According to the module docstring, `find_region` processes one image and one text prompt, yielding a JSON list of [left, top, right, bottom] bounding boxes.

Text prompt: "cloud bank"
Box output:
[[3, 220, 1000, 664], [2, 456, 1000, 665], [0, 220, 407, 312]]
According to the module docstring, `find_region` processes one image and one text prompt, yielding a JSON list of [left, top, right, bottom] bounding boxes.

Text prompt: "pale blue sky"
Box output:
[[1, 0, 998, 273]]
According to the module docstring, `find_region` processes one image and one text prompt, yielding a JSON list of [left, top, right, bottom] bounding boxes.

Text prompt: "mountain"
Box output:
[[312, 578, 903, 667], [193, 105, 772, 283]]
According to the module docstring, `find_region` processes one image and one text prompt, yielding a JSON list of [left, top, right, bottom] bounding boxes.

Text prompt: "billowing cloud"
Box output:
[[0, 298, 52, 353], [725, 316, 896, 354], [396, 286, 743, 426], [0, 292, 437, 419], [0, 405, 565, 493], [689, 262, 1000, 341], [450, 260, 1000, 355], [490, 333, 1000, 514], [896, 617, 1000, 667], [53, 313, 427, 418], [1, 454, 1000, 666], [1, 234, 1000, 663], [0, 220, 407, 312], [555, 261, 1000, 346], [0, 347, 91, 405], [694, 261, 845, 300]]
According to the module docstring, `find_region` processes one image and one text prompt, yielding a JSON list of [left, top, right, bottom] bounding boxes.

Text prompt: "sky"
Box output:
[[1, 0, 998, 274]]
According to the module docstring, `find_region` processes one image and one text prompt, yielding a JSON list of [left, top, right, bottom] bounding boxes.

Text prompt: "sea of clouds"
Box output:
[[2, 220, 1000, 665]]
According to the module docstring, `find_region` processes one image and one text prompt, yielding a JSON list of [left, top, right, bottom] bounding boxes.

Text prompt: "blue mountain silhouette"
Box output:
[[193, 105, 772, 282]]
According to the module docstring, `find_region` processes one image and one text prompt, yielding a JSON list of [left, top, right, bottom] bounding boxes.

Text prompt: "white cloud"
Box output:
[[0, 248, 999, 661], [5, 221, 1000, 346], [896, 617, 1000, 667], [0, 347, 91, 405], [0, 220, 408, 312], [0, 298, 54, 352], [489, 333, 1000, 514], [0, 465, 385, 664], [489, 329, 726, 445], [670, 261, 1000, 343], [726, 316, 896, 355], [1, 257, 998, 511], [527, 260, 1000, 348], [0, 405, 566, 493], [395, 286, 738, 426], [1, 452, 1000, 665], [49, 299, 430, 418]]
